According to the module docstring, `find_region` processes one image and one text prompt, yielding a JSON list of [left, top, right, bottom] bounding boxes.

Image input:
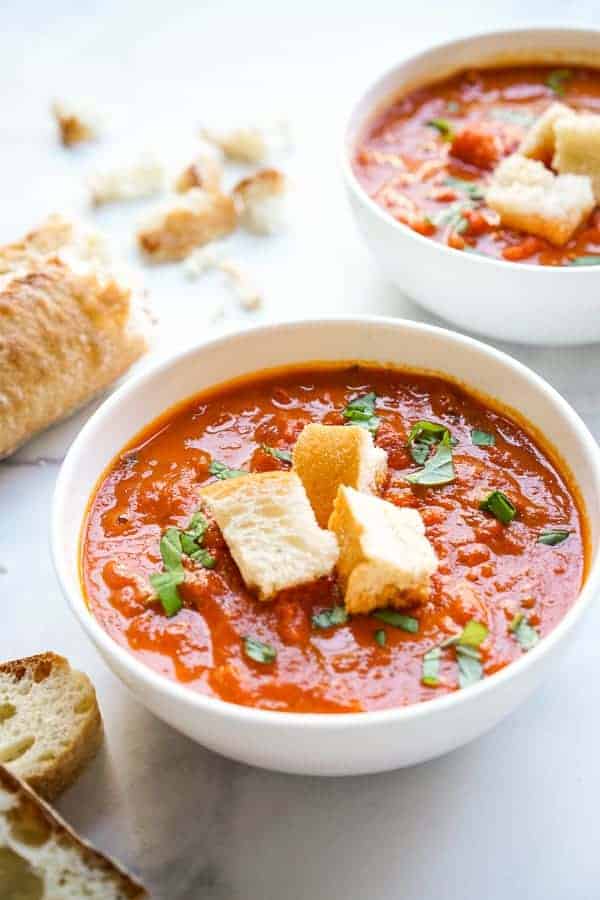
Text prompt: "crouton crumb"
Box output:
[[89, 153, 165, 205], [202, 119, 291, 164], [175, 153, 223, 194], [138, 188, 237, 262], [52, 100, 101, 146], [233, 168, 288, 234]]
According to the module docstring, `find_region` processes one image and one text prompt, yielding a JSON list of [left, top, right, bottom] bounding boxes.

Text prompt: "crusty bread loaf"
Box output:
[[485, 153, 594, 246], [519, 102, 574, 164], [328, 486, 438, 615], [201, 471, 339, 600], [0, 765, 147, 898], [292, 424, 387, 527], [553, 112, 600, 202], [0, 654, 103, 801], [0, 215, 149, 459], [138, 188, 237, 261]]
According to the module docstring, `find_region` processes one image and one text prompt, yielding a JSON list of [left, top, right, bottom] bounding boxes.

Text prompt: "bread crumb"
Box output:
[[218, 259, 262, 309], [175, 153, 223, 194], [52, 99, 102, 146], [138, 188, 237, 262], [185, 244, 224, 278], [233, 168, 288, 234], [89, 152, 165, 205], [202, 119, 292, 163]]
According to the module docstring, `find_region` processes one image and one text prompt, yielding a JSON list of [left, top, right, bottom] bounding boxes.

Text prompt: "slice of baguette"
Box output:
[[0, 654, 103, 801], [201, 471, 339, 600], [328, 485, 438, 615], [292, 424, 387, 527], [0, 765, 147, 898]]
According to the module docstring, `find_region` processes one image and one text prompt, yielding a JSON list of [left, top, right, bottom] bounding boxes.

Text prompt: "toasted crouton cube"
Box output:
[[233, 169, 288, 234], [89, 152, 165, 205], [553, 112, 600, 201], [328, 486, 438, 614], [486, 154, 594, 246], [138, 188, 237, 262], [519, 102, 574, 163], [175, 153, 223, 194], [201, 472, 338, 601], [202, 120, 291, 164], [292, 424, 387, 528], [52, 99, 101, 146]]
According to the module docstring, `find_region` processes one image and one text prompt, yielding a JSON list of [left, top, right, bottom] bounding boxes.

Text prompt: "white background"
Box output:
[[1, 1, 600, 898]]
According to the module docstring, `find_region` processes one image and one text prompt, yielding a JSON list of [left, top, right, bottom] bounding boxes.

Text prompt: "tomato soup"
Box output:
[[353, 65, 600, 265], [82, 365, 586, 713]]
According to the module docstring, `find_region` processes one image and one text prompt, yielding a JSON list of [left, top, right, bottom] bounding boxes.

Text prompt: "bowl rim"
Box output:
[[52, 315, 600, 731], [340, 24, 600, 275]]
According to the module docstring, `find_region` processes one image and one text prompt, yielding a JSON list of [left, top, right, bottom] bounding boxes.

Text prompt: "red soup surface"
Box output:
[[82, 365, 586, 713], [353, 65, 600, 265]]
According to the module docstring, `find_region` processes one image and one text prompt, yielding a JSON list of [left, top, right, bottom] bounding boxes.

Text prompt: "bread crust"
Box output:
[[0, 653, 103, 801], [0, 765, 147, 897], [0, 219, 148, 458]]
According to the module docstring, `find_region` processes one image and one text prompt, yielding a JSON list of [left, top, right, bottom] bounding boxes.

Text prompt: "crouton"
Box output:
[[175, 153, 223, 194], [218, 259, 262, 309], [553, 112, 600, 202], [202, 119, 291, 164], [292, 424, 387, 528], [232, 168, 288, 234], [519, 102, 574, 164], [138, 188, 237, 262], [89, 152, 165, 205], [486, 153, 594, 246], [328, 486, 438, 615], [201, 471, 338, 601], [52, 99, 101, 146]]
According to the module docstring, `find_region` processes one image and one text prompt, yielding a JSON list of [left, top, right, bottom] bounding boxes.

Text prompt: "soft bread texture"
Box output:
[[292, 424, 388, 527], [519, 102, 574, 164], [89, 153, 165, 205], [0, 654, 103, 802], [0, 216, 149, 459], [201, 471, 339, 600], [328, 486, 438, 615], [553, 112, 600, 202], [138, 188, 237, 261], [0, 765, 147, 898], [232, 168, 287, 234], [486, 153, 594, 245]]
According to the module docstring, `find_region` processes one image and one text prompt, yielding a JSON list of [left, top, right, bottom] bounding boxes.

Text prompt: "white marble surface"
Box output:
[[1, 2, 600, 897]]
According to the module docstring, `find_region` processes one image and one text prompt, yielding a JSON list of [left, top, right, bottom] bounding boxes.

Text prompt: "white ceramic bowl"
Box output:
[[342, 27, 600, 346], [52, 318, 600, 775]]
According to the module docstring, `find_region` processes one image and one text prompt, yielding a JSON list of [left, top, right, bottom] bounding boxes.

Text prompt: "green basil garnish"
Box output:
[[458, 619, 488, 648], [375, 628, 387, 647], [427, 118, 455, 140], [408, 421, 452, 464], [149, 570, 184, 617], [244, 636, 277, 664], [537, 529, 571, 546], [471, 429, 495, 447], [443, 176, 485, 201], [546, 68, 572, 95], [569, 256, 600, 266], [456, 644, 483, 688], [422, 646, 442, 686], [312, 606, 348, 629], [260, 444, 293, 464], [342, 392, 379, 435], [490, 107, 535, 128], [209, 459, 247, 479], [406, 433, 455, 486], [480, 490, 516, 524], [509, 613, 540, 651], [373, 610, 419, 633], [149, 511, 215, 615]]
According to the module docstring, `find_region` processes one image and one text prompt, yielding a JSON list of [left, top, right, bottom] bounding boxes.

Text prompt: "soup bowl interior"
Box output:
[[342, 27, 600, 347], [52, 317, 600, 775]]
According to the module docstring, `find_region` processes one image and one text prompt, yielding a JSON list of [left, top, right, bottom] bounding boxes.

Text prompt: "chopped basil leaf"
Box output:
[[456, 644, 483, 688], [422, 646, 441, 686], [260, 444, 293, 464], [408, 420, 451, 464], [209, 460, 247, 479], [160, 527, 183, 570], [546, 68, 572, 95], [342, 392, 379, 435], [480, 490, 516, 524], [444, 176, 485, 201], [375, 628, 387, 647], [185, 511, 208, 543], [490, 107, 535, 128], [406, 433, 455, 486], [471, 429, 495, 447], [458, 619, 488, 648], [447, 101, 460, 113], [188, 546, 216, 568], [509, 613, 540, 651], [373, 609, 419, 633], [537, 529, 571, 546], [427, 118, 455, 140], [312, 606, 348, 629], [150, 569, 183, 617], [433, 200, 472, 229], [569, 256, 600, 266], [244, 636, 277, 664]]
